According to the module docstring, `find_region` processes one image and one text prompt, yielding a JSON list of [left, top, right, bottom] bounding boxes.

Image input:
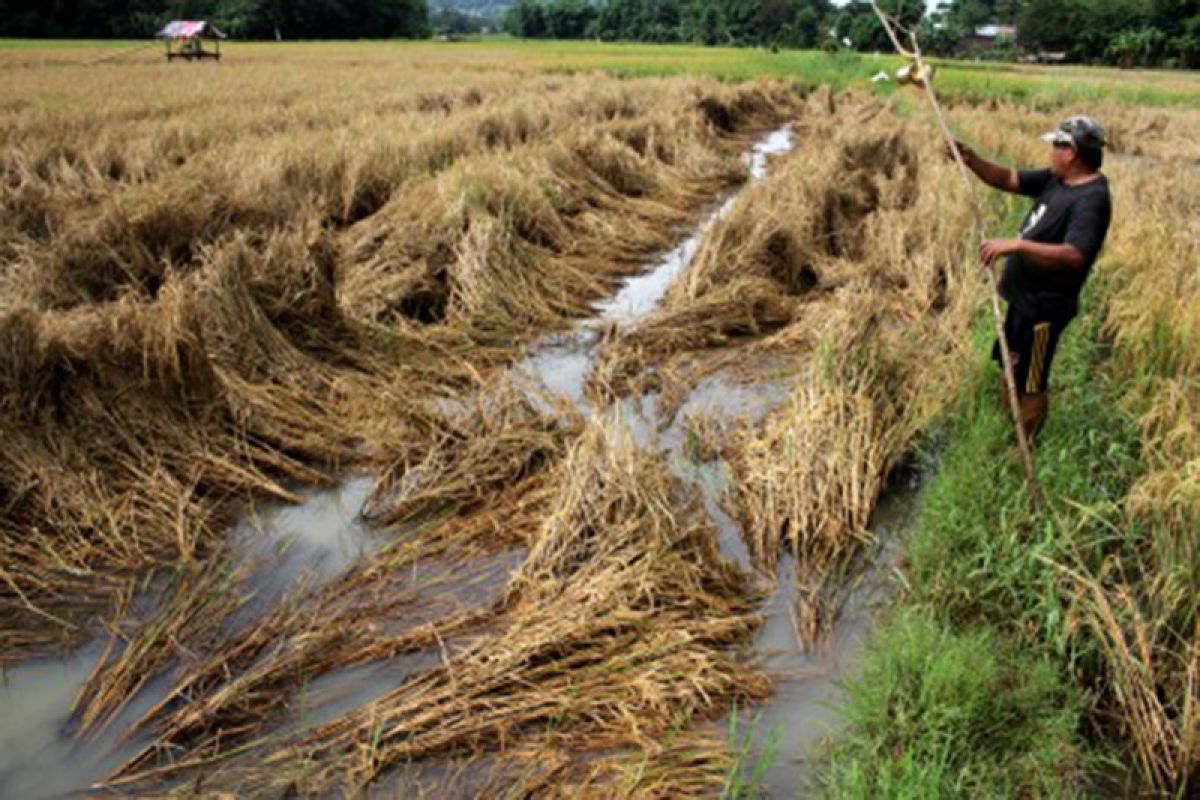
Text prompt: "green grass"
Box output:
[[826, 611, 1087, 799], [822, 286, 1156, 797], [906, 304, 1144, 646], [722, 702, 782, 800], [4, 37, 1199, 107], [492, 40, 1200, 107], [0, 38, 144, 49]]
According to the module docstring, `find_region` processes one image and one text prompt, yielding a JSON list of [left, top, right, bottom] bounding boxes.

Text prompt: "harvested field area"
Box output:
[[1, 42, 1196, 799]]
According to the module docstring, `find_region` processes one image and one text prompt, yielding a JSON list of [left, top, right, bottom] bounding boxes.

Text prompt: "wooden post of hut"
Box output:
[[157, 21, 226, 62]]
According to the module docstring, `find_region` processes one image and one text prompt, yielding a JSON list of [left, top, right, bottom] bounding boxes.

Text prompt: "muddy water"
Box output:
[[295, 125, 805, 761], [0, 644, 158, 799], [518, 125, 796, 417], [0, 477, 386, 798], [229, 475, 382, 624], [748, 486, 917, 797]]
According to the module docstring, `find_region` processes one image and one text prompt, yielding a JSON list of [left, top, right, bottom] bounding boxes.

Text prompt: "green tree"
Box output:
[[431, 5, 485, 35], [791, 4, 823, 47], [545, 0, 598, 38], [503, 0, 549, 36], [829, 0, 922, 52], [1020, 0, 1151, 61], [0, 0, 429, 39], [1152, 0, 1200, 64], [682, 0, 727, 45], [1108, 24, 1166, 64]]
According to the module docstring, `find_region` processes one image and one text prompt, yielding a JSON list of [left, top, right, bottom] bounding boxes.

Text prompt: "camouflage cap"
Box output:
[[1040, 115, 1106, 150]]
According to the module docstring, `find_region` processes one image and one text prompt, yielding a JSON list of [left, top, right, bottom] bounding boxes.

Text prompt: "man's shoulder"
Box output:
[[1018, 167, 1054, 198], [1052, 174, 1110, 206], [1074, 175, 1112, 208], [1071, 172, 1109, 191]]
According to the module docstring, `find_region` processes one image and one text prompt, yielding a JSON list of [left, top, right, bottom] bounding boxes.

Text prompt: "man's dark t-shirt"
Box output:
[[999, 168, 1112, 322]]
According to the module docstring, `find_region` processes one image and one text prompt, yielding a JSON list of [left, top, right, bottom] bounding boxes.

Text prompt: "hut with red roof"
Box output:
[[157, 20, 226, 62]]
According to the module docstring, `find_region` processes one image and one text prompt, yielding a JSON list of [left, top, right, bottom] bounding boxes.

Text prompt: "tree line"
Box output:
[[1, 0, 1195, 67], [503, 0, 1200, 67], [0, 0, 430, 39]]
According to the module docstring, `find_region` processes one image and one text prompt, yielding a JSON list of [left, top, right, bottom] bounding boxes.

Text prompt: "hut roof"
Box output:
[[157, 21, 227, 40]]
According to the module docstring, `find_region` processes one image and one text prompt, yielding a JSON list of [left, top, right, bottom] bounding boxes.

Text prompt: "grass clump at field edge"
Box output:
[[827, 610, 1085, 799]]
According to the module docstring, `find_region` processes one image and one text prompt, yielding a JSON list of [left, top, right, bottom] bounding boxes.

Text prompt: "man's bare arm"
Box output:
[[981, 239, 1085, 271], [948, 141, 1020, 194], [1013, 240, 1085, 270]]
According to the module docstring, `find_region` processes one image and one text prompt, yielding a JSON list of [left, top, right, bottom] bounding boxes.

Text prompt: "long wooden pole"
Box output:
[[869, 2, 1043, 511]]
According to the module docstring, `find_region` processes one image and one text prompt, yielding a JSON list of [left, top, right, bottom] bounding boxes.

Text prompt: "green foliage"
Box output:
[[1020, 0, 1142, 59], [829, 0, 923, 52], [431, 5, 487, 35], [681, 0, 728, 45], [512, 0, 839, 48], [504, 0, 598, 39], [503, 0, 547, 36], [5, 0, 1199, 64], [905, 305, 1144, 655], [1108, 25, 1167, 66], [0, 0, 431, 39], [942, 0, 1199, 66]]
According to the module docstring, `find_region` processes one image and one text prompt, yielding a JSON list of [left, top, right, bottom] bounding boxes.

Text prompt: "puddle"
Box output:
[[236, 476, 378, 583], [677, 368, 793, 424], [0, 477, 384, 799], [737, 484, 918, 797], [285, 651, 445, 733], [281, 543, 516, 735], [232, 476, 381, 613], [516, 328, 599, 413], [0, 644, 159, 800], [673, 457, 752, 570], [515, 124, 797, 455]]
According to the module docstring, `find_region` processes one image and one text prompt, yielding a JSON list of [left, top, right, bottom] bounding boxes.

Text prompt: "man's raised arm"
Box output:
[[948, 141, 1020, 194]]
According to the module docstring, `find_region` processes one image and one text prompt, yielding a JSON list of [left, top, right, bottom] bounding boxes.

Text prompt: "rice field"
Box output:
[[0, 40, 1196, 797]]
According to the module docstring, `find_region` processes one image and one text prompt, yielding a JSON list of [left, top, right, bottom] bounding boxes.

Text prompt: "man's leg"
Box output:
[[993, 304, 1029, 416], [1017, 318, 1067, 440], [992, 308, 1065, 442]]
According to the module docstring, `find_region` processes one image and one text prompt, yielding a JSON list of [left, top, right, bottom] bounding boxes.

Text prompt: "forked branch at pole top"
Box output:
[[869, 1, 1044, 511]]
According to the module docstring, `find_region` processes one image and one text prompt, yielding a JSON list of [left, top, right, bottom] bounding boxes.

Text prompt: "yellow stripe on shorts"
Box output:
[[1026, 322, 1051, 394]]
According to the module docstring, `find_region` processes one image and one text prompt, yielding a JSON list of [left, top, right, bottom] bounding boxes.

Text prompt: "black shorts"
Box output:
[[991, 305, 1068, 394]]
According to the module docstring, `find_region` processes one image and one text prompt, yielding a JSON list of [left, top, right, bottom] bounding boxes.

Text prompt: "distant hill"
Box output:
[[433, 0, 512, 20]]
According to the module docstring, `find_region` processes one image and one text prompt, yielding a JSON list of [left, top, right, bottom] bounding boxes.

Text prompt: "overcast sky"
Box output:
[[830, 0, 944, 14]]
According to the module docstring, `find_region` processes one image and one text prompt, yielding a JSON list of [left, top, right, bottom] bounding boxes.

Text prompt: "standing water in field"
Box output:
[[515, 120, 917, 794], [0, 477, 386, 799], [594, 125, 794, 325], [0, 122, 912, 796], [230, 476, 381, 616], [0, 644, 159, 800], [522, 125, 795, 409], [743, 486, 918, 796]]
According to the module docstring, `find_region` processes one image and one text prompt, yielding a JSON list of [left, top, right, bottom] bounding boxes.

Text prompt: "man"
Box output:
[[951, 116, 1112, 441]]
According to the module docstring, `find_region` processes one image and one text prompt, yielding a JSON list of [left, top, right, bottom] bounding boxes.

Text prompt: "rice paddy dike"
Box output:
[[1, 42, 1197, 798]]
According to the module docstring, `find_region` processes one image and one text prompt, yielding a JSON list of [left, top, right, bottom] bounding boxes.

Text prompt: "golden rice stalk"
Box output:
[[1059, 561, 1198, 793], [153, 416, 767, 796]]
